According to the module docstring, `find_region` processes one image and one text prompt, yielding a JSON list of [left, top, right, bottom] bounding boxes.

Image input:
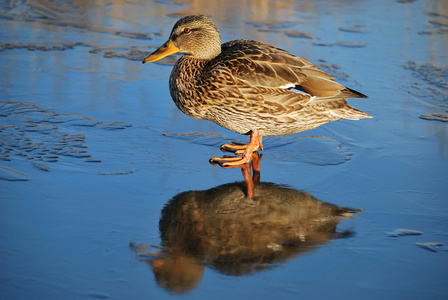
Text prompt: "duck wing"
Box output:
[[209, 39, 367, 101]]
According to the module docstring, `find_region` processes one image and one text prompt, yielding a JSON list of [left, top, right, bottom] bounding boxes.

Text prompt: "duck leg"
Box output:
[[210, 130, 263, 167], [241, 161, 254, 198], [251, 152, 261, 184], [241, 152, 262, 198]]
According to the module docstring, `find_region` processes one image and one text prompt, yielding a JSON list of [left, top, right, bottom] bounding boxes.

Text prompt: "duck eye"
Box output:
[[183, 28, 191, 34]]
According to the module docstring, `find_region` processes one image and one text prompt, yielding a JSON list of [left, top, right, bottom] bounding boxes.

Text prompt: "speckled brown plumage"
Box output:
[[143, 15, 372, 166]]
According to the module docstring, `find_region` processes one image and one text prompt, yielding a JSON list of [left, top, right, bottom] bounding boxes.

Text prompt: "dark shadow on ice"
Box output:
[[130, 154, 361, 294]]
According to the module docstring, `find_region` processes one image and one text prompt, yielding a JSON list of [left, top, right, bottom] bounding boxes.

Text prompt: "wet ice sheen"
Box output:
[[416, 242, 445, 252], [387, 228, 423, 237], [160, 131, 352, 165], [0, 165, 29, 181], [1, 0, 448, 299], [0, 42, 154, 62], [404, 60, 448, 122], [0, 101, 131, 176]]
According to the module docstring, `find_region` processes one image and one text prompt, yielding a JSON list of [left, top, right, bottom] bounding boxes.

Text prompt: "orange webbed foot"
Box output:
[[209, 130, 263, 167]]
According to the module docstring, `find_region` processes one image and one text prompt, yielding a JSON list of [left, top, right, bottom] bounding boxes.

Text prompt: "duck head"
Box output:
[[142, 15, 222, 63]]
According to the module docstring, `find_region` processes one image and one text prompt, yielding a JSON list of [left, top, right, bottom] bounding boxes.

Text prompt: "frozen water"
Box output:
[[1, 0, 447, 299]]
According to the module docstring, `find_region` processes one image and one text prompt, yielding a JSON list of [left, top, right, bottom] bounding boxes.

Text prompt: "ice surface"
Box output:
[[1, 0, 447, 299]]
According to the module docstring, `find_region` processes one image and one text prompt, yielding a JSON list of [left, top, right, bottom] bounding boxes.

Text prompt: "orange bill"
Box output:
[[142, 39, 180, 64]]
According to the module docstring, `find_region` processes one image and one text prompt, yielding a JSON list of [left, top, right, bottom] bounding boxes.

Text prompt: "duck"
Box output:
[[142, 15, 372, 166]]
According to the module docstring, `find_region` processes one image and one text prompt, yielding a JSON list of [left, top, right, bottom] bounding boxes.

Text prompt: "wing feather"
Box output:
[[203, 39, 366, 112]]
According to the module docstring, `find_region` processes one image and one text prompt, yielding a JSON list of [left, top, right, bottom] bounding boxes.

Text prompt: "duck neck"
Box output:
[[169, 55, 210, 115], [173, 55, 209, 85], [194, 43, 221, 60]]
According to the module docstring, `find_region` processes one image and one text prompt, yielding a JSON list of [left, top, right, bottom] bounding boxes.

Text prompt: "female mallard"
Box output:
[[142, 15, 371, 166]]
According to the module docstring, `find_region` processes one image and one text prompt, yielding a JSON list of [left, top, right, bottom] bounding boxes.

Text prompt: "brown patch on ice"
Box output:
[[420, 12, 448, 35]]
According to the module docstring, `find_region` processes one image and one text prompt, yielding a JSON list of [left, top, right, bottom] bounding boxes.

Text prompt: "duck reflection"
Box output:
[[131, 153, 360, 293]]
